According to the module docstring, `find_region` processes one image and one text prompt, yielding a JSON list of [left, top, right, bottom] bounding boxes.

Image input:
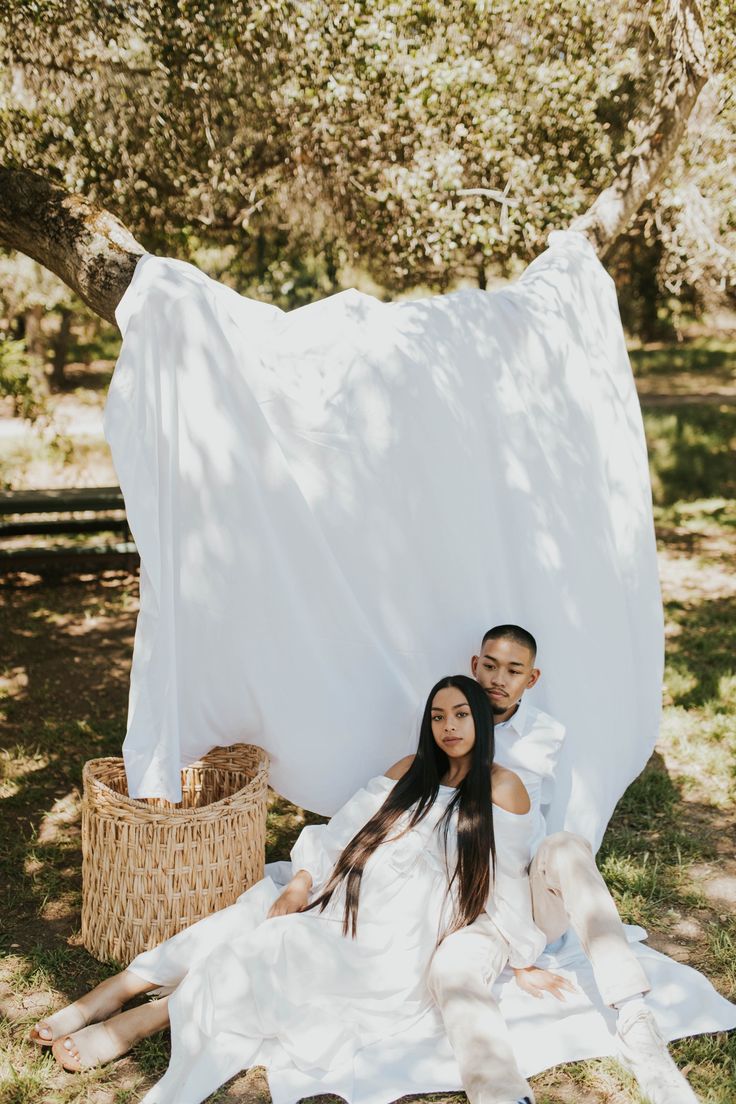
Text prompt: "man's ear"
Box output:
[[527, 666, 541, 690], [470, 655, 479, 676]]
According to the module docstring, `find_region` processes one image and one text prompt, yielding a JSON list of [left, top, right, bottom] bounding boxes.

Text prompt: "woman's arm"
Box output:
[[384, 754, 415, 780], [267, 868, 313, 918], [486, 765, 544, 968], [269, 761, 409, 920], [283, 771, 402, 899], [490, 765, 575, 994], [491, 764, 531, 815]]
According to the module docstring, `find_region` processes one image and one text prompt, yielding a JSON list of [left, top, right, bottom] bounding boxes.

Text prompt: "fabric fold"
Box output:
[[105, 230, 662, 851]]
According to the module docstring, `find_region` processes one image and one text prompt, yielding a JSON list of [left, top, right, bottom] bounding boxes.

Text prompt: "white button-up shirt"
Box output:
[[493, 696, 565, 859]]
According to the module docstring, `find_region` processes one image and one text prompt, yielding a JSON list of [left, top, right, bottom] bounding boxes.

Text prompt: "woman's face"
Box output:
[[430, 687, 476, 760]]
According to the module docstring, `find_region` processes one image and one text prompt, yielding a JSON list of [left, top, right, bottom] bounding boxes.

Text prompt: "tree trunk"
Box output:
[[50, 306, 73, 390], [0, 168, 145, 327], [23, 304, 44, 358]]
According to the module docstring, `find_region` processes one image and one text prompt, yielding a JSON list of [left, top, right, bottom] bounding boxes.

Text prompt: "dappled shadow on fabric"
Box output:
[[104, 231, 662, 849]]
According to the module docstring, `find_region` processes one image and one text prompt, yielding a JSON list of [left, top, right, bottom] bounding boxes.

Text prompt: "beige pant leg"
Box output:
[[428, 913, 532, 1104], [530, 831, 651, 1006]]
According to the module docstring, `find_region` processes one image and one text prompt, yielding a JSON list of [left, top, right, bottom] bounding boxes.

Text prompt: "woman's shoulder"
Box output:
[[384, 754, 415, 780], [491, 764, 531, 815]]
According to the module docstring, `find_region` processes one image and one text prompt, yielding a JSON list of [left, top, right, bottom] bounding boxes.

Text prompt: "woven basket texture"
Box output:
[[81, 743, 269, 964]]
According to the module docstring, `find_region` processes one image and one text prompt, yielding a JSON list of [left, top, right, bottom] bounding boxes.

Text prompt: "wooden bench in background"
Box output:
[[0, 486, 139, 574]]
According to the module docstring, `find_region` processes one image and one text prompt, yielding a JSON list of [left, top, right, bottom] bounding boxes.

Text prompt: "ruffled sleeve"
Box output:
[[290, 775, 397, 893], [486, 805, 546, 969]]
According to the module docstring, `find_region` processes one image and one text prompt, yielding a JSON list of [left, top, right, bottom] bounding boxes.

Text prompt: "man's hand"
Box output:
[[267, 869, 312, 919], [512, 965, 577, 1001]]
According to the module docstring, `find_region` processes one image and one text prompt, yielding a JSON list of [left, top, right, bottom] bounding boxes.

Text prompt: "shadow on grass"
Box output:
[[266, 793, 327, 866], [643, 405, 736, 507], [629, 339, 736, 380], [0, 575, 136, 1003], [599, 591, 736, 947], [663, 594, 736, 710], [599, 752, 714, 928]]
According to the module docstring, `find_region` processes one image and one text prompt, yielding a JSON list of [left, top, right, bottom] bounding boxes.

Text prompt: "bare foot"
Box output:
[[52, 997, 170, 1072], [30, 1005, 88, 1047], [31, 969, 154, 1047], [52, 1022, 125, 1072]]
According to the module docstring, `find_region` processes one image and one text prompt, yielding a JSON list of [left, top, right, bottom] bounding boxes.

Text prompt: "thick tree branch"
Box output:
[[0, 167, 145, 326], [571, 0, 709, 257]]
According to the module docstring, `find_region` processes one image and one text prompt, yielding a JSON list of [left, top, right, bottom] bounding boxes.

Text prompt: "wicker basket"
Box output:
[[81, 743, 269, 964]]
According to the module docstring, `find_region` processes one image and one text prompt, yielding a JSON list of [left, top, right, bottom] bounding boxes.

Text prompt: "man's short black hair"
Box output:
[[481, 624, 537, 662]]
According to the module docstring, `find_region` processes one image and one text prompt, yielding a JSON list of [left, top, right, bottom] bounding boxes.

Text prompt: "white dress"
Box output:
[[133, 776, 543, 1104]]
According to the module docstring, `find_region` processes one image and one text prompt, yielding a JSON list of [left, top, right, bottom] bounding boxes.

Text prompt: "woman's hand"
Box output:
[[267, 870, 312, 919], [512, 965, 576, 1001]]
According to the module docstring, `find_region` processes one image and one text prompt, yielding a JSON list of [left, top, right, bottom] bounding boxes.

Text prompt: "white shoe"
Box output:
[[616, 1008, 699, 1103]]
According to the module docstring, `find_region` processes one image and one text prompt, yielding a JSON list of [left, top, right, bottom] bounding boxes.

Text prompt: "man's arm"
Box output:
[[512, 965, 577, 1000]]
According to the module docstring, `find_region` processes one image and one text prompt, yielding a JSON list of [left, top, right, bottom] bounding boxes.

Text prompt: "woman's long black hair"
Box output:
[[308, 674, 496, 937]]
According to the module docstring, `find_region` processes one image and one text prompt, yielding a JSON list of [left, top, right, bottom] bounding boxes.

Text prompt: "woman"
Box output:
[[32, 675, 542, 1104]]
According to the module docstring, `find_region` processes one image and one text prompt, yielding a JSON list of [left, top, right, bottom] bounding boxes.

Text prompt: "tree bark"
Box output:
[[23, 303, 44, 358], [570, 0, 709, 258], [0, 167, 145, 326], [50, 306, 73, 390]]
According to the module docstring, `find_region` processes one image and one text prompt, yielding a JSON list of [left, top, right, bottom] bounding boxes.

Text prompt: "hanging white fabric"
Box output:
[[105, 230, 663, 850]]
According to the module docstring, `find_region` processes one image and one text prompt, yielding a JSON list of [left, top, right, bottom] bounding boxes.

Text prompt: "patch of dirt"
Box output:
[[657, 546, 735, 604], [642, 795, 736, 976], [691, 866, 736, 914]]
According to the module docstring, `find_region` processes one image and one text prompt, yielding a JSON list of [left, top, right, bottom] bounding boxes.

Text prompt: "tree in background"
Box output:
[[0, 0, 726, 334], [0, 253, 80, 385], [0, 254, 70, 416]]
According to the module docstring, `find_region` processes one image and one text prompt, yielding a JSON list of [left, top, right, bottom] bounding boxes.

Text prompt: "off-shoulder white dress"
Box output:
[[131, 775, 543, 1104]]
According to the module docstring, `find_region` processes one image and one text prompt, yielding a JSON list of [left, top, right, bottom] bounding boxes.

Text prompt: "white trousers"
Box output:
[[428, 913, 531, 1104], [429, 831, 653, 1104], [530, 831, 651, 1006]]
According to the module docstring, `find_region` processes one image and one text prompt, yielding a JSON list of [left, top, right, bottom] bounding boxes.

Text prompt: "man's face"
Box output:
[[471, 636, 540, 722]]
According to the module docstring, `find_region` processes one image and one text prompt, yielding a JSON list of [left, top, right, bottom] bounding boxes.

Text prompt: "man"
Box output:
[[428, 623, 699, 1104]]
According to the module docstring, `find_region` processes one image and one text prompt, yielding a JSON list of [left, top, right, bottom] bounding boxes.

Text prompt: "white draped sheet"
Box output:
[[106, 230, 662, 850], [105, 230, 736, 1097]]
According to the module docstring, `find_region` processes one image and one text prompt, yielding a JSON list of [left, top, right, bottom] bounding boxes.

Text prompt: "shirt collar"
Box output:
[[496, 693, 530, 738]]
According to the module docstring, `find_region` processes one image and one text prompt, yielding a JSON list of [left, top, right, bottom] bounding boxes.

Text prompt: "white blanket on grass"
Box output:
[[105, 231, 736, 1093], [262, 861, 735, 1104]]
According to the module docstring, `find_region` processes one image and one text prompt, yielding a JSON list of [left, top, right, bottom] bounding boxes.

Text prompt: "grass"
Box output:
[[629, 337, 736, 379], [0, 339, 735, 1102], [643, 407, 736, 507], [630, 337, 736, 404]]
